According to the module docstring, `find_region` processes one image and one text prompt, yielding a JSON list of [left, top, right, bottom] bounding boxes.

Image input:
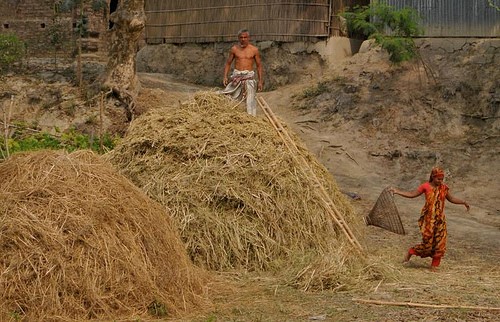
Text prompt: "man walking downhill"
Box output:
[[218, 29, 263, 116]]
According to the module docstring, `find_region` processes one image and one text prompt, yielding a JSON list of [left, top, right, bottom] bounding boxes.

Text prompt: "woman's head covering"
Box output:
[[429, 167, 445, 181]]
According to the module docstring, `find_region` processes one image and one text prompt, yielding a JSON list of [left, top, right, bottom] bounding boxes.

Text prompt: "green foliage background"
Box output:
[[1, 127, 117, 160], [0, 33, 25, 71], [342, 2, 423, 63]]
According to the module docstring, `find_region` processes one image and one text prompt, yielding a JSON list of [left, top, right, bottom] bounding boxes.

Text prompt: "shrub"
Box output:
[[1, 128, 118, 160], [300, 81, 330, 99], [342, 2, 423, 63], [0, 33, 25, 71]]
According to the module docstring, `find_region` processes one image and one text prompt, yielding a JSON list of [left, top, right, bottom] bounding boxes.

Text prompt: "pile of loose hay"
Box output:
[[107, 92, 368, 290], [0, 150, 208, 321]]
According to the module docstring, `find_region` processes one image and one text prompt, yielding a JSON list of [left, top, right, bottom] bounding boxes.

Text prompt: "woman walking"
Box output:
[[390, 167, 470, 270]]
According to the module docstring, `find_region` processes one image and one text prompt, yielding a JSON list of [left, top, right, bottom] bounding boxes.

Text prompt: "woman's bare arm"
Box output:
[[446, 192, 470, 211], [390, 188, 423, 198]]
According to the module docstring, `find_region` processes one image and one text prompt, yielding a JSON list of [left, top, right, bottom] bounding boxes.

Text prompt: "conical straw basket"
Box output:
[[366, 187, 405, 235]]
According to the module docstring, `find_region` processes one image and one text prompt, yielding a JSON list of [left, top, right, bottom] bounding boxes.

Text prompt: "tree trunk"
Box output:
[[102, 0, 145, 121]]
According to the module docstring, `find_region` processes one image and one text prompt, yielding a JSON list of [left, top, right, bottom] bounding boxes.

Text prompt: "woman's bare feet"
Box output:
[[403, 250, 412, 263]]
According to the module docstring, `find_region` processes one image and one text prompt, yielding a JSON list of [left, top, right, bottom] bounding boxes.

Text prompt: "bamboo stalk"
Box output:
[[257, 96, 363, 254], [354, 298, 500, 311], [99, 92, 104, 153], [3, 95, 14, 158]]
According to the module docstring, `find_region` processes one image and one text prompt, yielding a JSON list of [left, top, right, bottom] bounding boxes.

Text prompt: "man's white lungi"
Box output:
[[217, 69, 257, 116]]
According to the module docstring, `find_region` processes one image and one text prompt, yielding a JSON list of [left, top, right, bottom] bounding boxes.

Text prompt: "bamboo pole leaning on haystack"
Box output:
[[99, 92, 104, 153], [257, 96, 364, 254], [2, 95, 14, 158]]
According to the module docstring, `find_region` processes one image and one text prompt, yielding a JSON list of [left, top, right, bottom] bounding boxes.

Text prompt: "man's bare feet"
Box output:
[[430, 266, 438, 272]]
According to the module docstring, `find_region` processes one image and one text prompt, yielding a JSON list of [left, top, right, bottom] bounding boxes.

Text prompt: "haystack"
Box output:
[[0, 150, 208, 321], [107, 92, 366, 289]]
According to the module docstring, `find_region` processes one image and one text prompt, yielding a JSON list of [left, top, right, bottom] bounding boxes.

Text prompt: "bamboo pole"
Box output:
[[99, 92, 104, 153], [257, 96, 364, 254], [354, 298, 500, 311], [2, 100, 7, 155], [3, 95, 14, 158]]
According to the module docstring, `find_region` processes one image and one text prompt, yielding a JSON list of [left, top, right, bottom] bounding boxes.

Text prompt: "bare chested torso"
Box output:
[[223, 31, 263, 91], [232, 45, 259, 71]]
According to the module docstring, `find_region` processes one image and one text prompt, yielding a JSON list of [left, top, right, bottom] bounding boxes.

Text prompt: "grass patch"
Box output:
[[1, 127, 118, 160]]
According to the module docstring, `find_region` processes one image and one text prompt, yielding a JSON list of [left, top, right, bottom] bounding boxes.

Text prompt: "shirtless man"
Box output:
[[219, 29, 263, 116]]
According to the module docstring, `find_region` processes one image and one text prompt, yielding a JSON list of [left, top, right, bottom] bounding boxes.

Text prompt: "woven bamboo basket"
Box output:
[[366, 187, 405, 235]]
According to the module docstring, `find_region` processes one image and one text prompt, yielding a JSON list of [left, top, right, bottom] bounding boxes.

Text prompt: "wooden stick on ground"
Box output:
[[257, 96, 363, 253], [353, 298, 500, 311]]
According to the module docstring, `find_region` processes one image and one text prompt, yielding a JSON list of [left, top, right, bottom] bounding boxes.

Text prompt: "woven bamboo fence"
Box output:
[[144, 0, 369, 44]]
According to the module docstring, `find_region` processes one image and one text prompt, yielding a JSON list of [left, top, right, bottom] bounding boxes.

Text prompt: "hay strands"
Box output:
[[257, 96, 363, 254], [353, 298, 500, 311]]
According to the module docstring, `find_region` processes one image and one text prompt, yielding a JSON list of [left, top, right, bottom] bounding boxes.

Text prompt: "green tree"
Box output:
[[0, 33, 25, 72], [342, 2, 423, 63]]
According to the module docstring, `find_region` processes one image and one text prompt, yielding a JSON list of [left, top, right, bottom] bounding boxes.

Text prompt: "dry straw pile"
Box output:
[[0, 150, 208, 321], [108, 92, 369, 290]]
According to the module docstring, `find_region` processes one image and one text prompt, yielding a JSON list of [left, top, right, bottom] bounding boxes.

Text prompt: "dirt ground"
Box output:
[[1, 38, 499, 321]]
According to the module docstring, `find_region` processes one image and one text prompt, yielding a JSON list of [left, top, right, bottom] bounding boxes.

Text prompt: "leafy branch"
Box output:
[[487, 0, 500, 11], [342, 2, 423, 63]]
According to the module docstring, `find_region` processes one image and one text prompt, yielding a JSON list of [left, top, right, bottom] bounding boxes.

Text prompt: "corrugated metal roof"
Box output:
[[380, 0, 500, 37]]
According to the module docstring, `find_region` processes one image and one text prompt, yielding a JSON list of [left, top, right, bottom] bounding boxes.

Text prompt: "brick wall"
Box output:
[[0, 0, 109, 60]]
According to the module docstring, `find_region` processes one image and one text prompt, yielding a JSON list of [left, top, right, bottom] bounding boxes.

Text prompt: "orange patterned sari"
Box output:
[[412, 182, 449, 259]]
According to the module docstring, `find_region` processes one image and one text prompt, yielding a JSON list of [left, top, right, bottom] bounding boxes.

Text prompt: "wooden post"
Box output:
[[99, 92, 104, 153], [3, 95, 14, 158]]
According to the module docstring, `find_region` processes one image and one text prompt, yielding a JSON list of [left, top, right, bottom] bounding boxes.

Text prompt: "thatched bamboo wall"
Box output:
[[144, 0, 368, 44]]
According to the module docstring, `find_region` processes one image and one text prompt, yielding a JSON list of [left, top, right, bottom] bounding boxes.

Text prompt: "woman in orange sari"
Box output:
[[390, 167, 470, 270]]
